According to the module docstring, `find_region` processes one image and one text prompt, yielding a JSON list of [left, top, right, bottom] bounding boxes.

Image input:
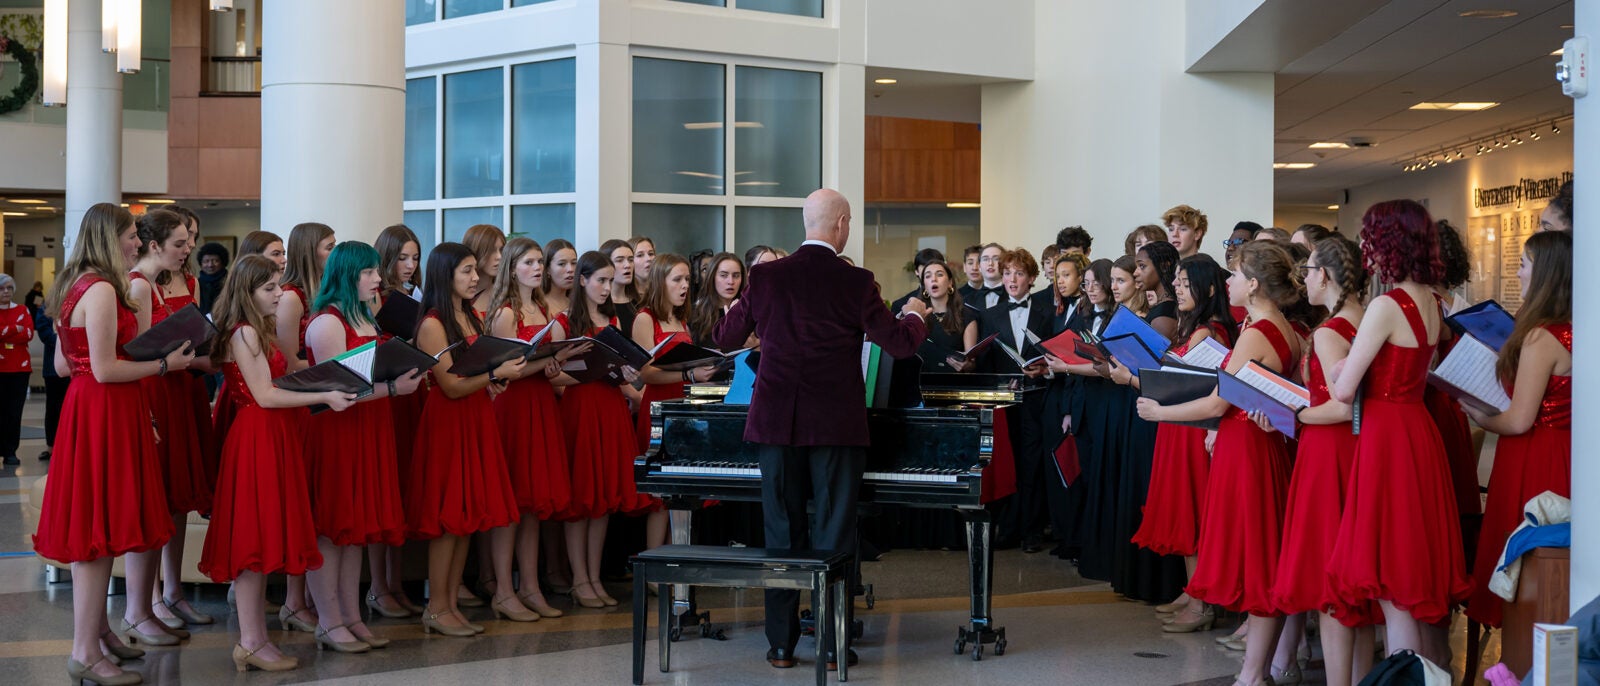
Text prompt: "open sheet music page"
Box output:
[[1177, 337, 1228, 369], [332, 340, 379, 383], [1234, 360, 1310, 409], [1429, 335, 1511, 413]]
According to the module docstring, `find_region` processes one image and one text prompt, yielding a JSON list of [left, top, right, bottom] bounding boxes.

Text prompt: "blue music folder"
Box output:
[[1103, 305, 1171, 358], [1216, 370, 1298, 438], [1445, 300, 1515, 352], [720, 350, 758, 405], [1100, 334, 1162, 378]]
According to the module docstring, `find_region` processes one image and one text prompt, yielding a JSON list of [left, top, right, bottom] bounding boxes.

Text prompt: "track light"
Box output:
[[1530, 129, 1541, 140], [1477, 144, 1487, 155], [1511, 134, 1522, 144], [1552, 123, 1561, 134]]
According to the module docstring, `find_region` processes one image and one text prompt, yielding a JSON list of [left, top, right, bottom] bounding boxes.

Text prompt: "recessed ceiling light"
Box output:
[[10, 199, 46, 204], [1309, 142, 1350, 149], [1552, 48, 1564, 56], [1561, 24, 1574, 29], [138, 198, 177, 204], [1327, 205, 1340, 210], [1409, 102, 1499, 111], [874, 78, 898, 85], [1273, 163, 1316, 170], [946, 202, 981, 208], [1458, 9, 1517, 19], [1, 211, 26, 217]]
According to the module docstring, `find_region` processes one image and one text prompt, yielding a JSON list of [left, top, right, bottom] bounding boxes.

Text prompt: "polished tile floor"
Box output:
[[0, 394, 1500, 685]]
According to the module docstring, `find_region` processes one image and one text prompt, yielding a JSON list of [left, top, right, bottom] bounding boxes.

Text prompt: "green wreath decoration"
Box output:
[[0, 35, 41, 115]]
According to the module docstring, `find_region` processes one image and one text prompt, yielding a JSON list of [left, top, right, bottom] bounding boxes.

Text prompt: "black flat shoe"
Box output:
[[826, 648, 859, 671], [766, 647, 796, 669], [1022, 537, 1045, 554], [37, 449, 50, 461]]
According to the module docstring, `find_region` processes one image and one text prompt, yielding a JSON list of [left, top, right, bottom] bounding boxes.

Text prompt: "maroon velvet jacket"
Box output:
[[715, 243, 927, 447]]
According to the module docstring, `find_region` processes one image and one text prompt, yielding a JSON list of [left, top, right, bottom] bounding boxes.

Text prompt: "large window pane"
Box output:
[[512, 204, 576, 245], [443, 207, 505, 243], [403, 210, 439, 259], [512, 59, 576, 195], [513, 0, 560, 5], [406, 0, 436, 25], [671, 0, 726, 5], [739, 0, 822, 17], [444, 68, 504, 199], [444, 0, 501, 20], [735, 66, 821, 198], [633, 58, 725, 195], [405, 77, 437, 201], [633, 204, 723, 258], [734, 206, 803, 259]]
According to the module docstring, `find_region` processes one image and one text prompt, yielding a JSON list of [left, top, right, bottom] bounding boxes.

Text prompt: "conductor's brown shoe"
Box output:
[[766, 647, 796, 668]]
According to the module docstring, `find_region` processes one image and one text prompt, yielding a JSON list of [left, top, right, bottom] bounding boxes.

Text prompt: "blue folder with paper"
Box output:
[[1445, 299, 1515, 352], [1101, 334, 1162, 378], [1103, 305, 1171, 359]]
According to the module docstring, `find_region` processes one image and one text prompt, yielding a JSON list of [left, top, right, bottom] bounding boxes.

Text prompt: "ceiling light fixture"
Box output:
[[1308, 142, 1350, 149], [9, 199, 47, 204], [1552, 123, 1561, 134], [1458, 9, 1518, 19], [137, 198, 177, 204], [1273, 162, 1316, 170], [1530, 129, 1541, 140], [946, 202, 981, 209], [873, 78, 898, 85], [1552, 48, 1565, 56], [1, 212, 25, 217], [1327, 205, 1340, 210], [1409, 102, 1500, 111], [1511, 134, 1522, 144]]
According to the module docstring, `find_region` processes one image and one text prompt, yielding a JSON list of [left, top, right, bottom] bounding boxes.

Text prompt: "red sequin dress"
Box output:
[[1466, 323, 1572, 627], [491, 305, 573, 520], [403, 312, 519, 538], [1328, 289, 1471, 624], [303, 308, 407, 546], [556, 313, 645, 520], [33, 276, 173, 562], [198, 328, 321, 582], [1272, 316, 1377, 624], [130, 271, 213, 515], [1185, 320, 1298, 616], [1132, 324, 1232, 557]]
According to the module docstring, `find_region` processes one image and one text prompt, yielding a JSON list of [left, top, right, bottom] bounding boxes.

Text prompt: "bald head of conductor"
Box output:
[[802, 189, 929, 318]]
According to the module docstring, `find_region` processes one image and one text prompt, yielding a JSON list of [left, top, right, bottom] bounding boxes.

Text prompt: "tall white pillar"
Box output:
[[261, 0, 404, 246], [1569, 1, 1596, 614], [63, 0, 123, 255]]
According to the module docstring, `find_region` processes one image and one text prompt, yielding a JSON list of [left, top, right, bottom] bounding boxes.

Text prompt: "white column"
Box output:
[[830, 63, 867, 264], [261, 0, 404, 246], [63, 0, 123, 255], [1569, 1, 1597, 614], [575, 40, 630, 253]]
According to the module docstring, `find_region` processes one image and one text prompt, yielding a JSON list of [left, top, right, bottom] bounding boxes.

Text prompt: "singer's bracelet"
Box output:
[[386, 379, 397, 396], [158, 358, 168, 376]]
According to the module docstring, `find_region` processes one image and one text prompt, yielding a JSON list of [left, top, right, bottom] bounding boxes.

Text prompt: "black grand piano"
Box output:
[[634, 372, 1032, 660]]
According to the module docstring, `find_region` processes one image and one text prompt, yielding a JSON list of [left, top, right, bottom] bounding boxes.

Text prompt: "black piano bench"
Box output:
[[631, 545, 852, 686]]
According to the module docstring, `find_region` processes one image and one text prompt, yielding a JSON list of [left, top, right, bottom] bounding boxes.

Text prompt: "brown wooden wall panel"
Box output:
[[171, 0, 203, 48], [168, 148, 199, 199], [864, 115, 979, 203], [196, 148, 261, 199], [168, 97, 198, 148], [197, 98, 262, 149], [171, 47, 202, 99]]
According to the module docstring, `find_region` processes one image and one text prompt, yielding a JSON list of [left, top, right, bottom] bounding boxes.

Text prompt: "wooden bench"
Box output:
[[631, 545, 851, 686]]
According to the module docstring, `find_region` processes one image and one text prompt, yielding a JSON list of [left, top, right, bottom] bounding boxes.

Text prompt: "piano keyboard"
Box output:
[[658, 462, 966, 484]]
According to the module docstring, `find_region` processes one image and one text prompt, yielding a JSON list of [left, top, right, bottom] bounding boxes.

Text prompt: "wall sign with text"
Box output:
[[1473, 171, 1574, 209]]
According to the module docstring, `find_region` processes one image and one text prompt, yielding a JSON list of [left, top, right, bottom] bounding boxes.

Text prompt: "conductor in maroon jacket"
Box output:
[[716, 188, 928, 670]]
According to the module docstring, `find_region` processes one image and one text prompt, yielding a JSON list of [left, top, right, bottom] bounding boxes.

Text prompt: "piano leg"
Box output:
[[956, 510, 1006, 661], [666, 507, 717, 641]]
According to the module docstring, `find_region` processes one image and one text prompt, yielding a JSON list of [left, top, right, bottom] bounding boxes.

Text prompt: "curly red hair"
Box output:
[[1359, 199, 1443, 285]]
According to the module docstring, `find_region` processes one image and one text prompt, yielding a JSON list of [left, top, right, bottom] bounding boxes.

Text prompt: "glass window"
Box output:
[[406, 0, 436, 25], [735, 66, 821, 198], [443, 207, 505, 243], [405, 77, 437, 201], [512, 0, 560, 5], [739, 0, 822, 17], [670, 0, 726, 5], [444, 68, 504, 199], [633, 204, 724, 258], [733, 207, 803, 259], [403, 210, 439, 258], [512, 59, 576, 195], [632, 58, 725, 195], [511, 204, 576, 245], [444, 0, 501, 20]]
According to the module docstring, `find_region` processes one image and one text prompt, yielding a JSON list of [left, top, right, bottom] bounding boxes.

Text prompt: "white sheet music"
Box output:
[[1234, 361, 1310, 409], [1432, 335, 1511, 412], [1179, 338, 1229, 369], [334, 341, 378, 383]]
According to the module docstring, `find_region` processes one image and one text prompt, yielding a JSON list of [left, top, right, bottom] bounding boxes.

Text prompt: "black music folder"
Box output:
[[447, 336, 536, 377], [123, 303, 219, 361], [935, 332, 1000, 367], [1139, 365, 1221, 430], [374, 291, 423, 339], [274, 338, 447, 403], [651, 341, 750, 372]]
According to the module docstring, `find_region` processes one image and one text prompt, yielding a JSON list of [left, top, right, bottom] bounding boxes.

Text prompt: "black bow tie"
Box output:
[[978, 286, 1003, 297], [1006, 300, 1029, 311]]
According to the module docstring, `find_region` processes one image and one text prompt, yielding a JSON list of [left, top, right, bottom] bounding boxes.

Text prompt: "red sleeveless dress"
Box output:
[[403, 313, 519, 538], [1133, 324, 1232, 557], [381, 289, 428, 491], [491, 305, 573, 520], [1328, 289, 1471, 624], [556, 313, 646, 520], [629, 308, 692, 514], [130, 272, 214, 515], [1466, 323, 1572, 627], [1425, 294, 1483, 517], [1185, 319, 1297, 616], [198, 329, 321, 582], [303, 308, 407, 546], [33, 276, 173, 562], [1272, 316, 1376, 624]]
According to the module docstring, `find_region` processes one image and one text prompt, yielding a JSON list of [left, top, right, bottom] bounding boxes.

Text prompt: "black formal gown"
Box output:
[[1039, 298, 1086, 559]]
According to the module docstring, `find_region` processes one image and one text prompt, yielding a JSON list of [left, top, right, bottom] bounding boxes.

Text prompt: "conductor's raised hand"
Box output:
[[900, 297, 929, 319]]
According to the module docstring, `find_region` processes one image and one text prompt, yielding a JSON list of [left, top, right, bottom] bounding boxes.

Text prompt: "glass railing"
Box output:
[[204, 56, 261, 95]]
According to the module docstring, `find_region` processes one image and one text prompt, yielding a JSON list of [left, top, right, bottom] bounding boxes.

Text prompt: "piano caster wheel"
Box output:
[[994, 638, 1006, 656], [669, 626, 682, 642], [954, 638, 966, 655], [971, 643, 983, 661]]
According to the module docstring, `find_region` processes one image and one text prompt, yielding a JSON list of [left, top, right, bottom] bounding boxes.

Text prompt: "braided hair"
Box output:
[[1313, 236, 1370, 310]]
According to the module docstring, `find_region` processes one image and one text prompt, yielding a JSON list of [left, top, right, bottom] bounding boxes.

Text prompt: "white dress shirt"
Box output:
[[1007, 297, 1030, 349]]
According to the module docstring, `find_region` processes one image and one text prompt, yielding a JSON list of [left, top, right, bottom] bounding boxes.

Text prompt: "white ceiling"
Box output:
[[1268, 0, 1574, 204]]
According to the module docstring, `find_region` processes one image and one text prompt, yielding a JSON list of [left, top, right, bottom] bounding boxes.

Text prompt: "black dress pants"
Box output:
[[0, 372, 31, 458], [1005, 392, 1047, 542], [758, 444, 864, 653]]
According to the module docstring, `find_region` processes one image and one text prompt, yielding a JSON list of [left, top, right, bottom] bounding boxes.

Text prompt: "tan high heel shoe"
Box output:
[[455, 585, 485, 608], [452, 609, 486, 634], [99, 631, 145, 661], [420, 610, 477, 637], [278, 606, 318, 633], [116, 617, 179, 647], [1154, 594, 1190, 614], [569, 581, 606, 609], [492, 597, 540, 622], [346, 623, 390, 649], [67, 655, 143, 685], [366, 592, 413, 619], [518, 593, 564, 619], [313, 625, 371, 654], [231, 643, 298, 673], [160, 598, 214, 625], [586, 580, 618, 607], [1161, 607, 1216, 633]]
